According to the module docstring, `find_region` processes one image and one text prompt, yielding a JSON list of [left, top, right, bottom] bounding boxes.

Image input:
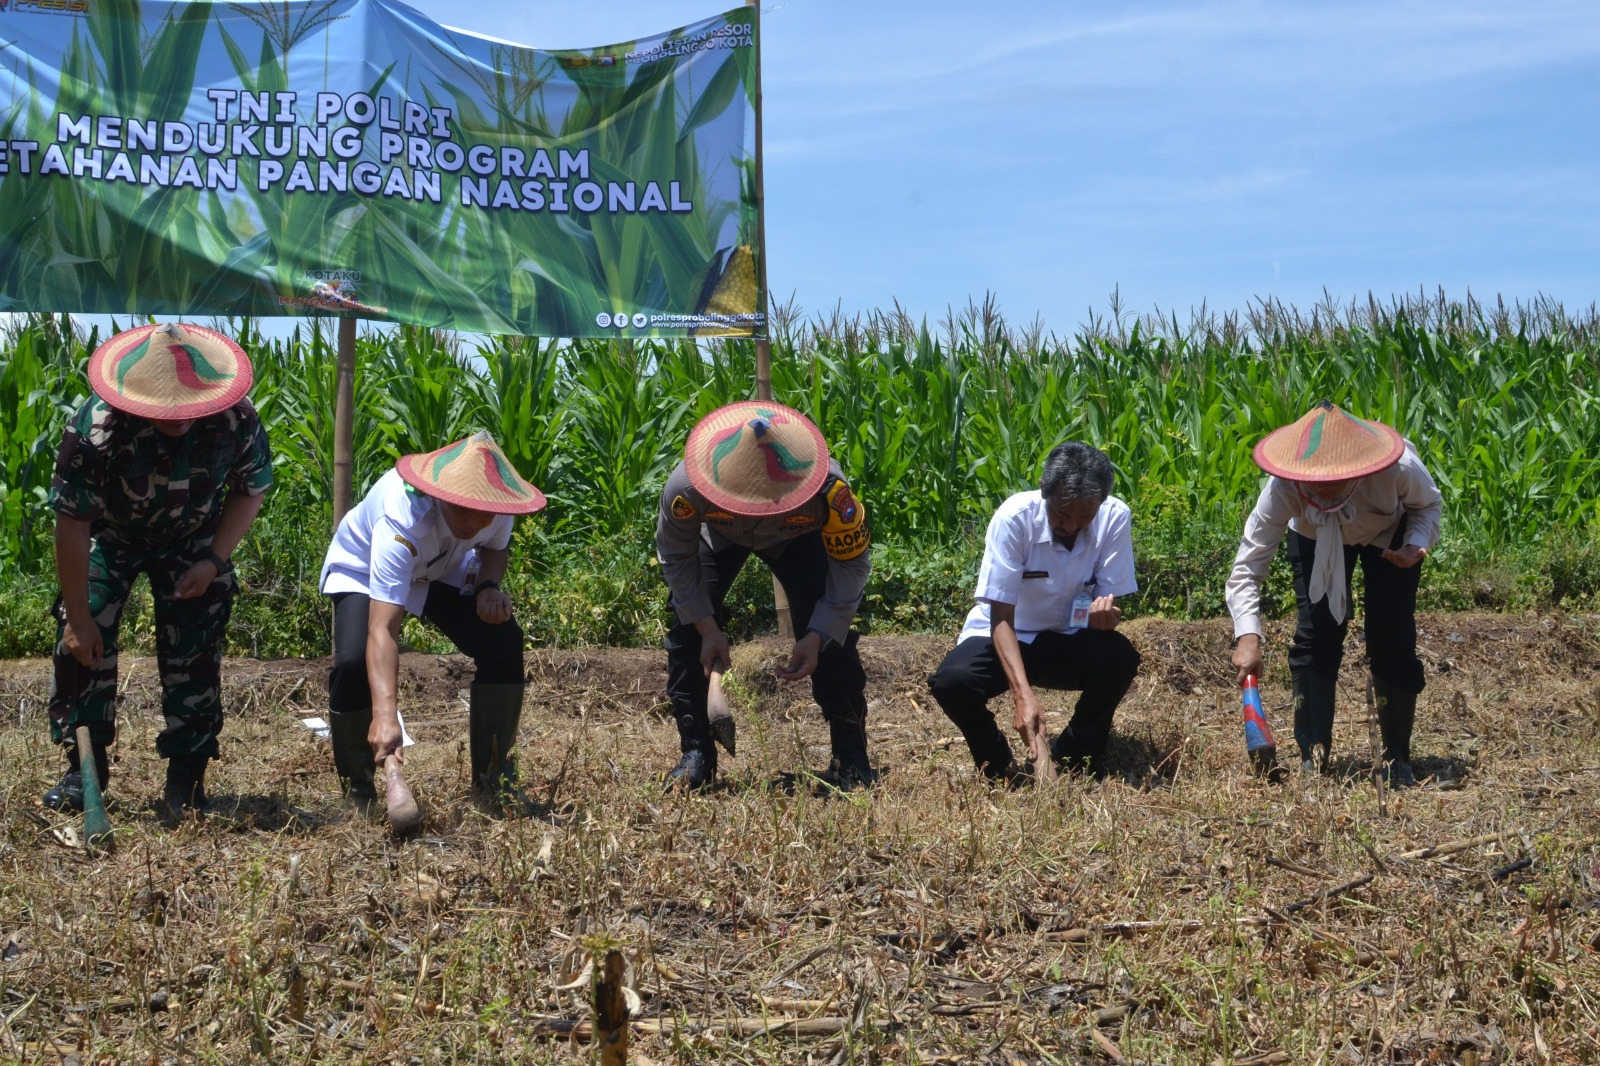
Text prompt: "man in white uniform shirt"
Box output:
[[320, 432, 546, 815], [1226, 401, 1441, 786], [929, 442, 1140, 782]]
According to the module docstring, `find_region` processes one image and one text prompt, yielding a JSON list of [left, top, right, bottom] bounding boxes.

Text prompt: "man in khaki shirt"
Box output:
[[656, 401, 874, 792]]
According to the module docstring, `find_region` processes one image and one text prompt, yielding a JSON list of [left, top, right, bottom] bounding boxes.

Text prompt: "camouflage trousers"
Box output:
[[49, 531, 237, 759]]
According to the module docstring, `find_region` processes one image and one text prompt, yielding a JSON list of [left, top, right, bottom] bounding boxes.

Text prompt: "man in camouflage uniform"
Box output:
[[657, 400, 875, 791], [45, 323, 272, 822]]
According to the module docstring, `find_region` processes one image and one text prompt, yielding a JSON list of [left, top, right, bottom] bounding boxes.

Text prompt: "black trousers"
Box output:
[[328, 583, 525, 716], [1285, 525, 1424, 692], [928, 628, 1141, 774], [665, 531, 866, 747]]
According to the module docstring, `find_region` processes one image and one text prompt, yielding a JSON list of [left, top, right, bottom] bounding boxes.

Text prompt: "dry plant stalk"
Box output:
[[595, 948, 629, 1066]]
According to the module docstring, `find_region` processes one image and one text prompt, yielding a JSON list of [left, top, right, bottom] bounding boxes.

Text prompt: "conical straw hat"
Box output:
[[684, 401, 829, 516], [87, 323, 253, 420], [1253, 400, 1405, 481], [396, 431, 547, 514]]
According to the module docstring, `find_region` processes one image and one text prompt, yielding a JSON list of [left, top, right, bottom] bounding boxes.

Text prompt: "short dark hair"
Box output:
[[1039, 442, 1114, 503]]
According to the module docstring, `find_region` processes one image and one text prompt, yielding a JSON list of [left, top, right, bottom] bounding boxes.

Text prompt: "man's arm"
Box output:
[[655, 467, 726, 673], [990, 601, 1054, 779], [365, 598, 408, 762], [472, 545, 515, 624], [54, 516, 102, 667], [175, 490, 267, 599], [1225, 484, 1291, 684]]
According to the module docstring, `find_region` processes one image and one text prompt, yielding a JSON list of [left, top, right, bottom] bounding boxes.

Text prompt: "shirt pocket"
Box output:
[[1022, 544, 1070, 626]]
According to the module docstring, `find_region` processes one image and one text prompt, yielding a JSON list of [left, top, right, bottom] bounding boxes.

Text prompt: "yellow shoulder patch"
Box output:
[[393, 533, 418, 557], [670, 494, 697, 521], [821, 480, 869, 561]]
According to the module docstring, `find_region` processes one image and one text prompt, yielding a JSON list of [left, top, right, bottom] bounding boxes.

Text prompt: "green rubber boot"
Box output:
[[329, 710, 378, 811], [1373, 677, 1418, 788], [1292, 669, 1337, 773], [470, 684, 542, 815]]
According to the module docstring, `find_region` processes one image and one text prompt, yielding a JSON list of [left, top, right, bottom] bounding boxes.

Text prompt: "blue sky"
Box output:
[[401, 0, 1600, 334]]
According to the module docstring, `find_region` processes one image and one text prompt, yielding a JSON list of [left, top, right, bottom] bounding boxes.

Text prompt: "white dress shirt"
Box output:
[[1224, 444, 1442, 639], [320, 469, 515, 615], [958, 491, 1138, 644]]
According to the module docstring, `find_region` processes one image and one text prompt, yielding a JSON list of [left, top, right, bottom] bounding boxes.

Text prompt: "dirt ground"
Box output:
[[0, 612, 1596, 1063]]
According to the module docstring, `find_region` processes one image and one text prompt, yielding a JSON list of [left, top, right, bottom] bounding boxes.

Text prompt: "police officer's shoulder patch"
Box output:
[[822, 479, 869, 561], [670, 495, 697, 521], [393, 533, 418, 557]]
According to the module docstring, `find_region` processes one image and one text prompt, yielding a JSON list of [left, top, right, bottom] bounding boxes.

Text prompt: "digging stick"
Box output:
[[384, 754, 421, 834], [74, 726, 112, 850], [707, 669, 736, 756], [1241, 674, 1279, 777]]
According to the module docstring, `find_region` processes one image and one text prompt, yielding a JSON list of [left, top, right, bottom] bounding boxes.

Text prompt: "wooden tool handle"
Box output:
[[384, 753, 422, 833], [75, 725, 114, 849]]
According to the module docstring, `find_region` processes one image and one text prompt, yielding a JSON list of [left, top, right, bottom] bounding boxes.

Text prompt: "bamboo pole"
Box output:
[[332, 316, 357, 526], [746, 0, 792, 637]]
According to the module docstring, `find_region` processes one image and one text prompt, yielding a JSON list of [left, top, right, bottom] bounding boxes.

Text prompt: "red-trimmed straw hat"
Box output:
[[88, 322, 253, 420], [1253, 400, 1405, 482], [684, 400, 829, 516], [396, 431, 547, 515]]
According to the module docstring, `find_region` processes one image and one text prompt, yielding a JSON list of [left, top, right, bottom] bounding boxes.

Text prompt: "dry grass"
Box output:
[[0, 614, 1597, 1064]]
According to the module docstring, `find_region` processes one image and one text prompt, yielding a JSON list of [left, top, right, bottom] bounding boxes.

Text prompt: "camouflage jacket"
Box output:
[[49, 396, 274, 547], [655, 459, 870, 644]]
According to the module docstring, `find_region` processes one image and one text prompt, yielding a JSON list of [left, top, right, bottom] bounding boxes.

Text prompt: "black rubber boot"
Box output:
[[1373, 677, 1418, 788], [330, 710, 378, 810], [43, 742, 110, 812], [470, 684, 541, 814], [823, 706, 878, 792], [666, 709, 717, 792], [1292, 669, 1338, 773], [162, 755, 213, 823]]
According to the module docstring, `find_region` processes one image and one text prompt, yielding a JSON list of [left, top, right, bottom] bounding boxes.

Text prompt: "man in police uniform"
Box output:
[[929, 442, 1140, 782], [45, 322, 273, 821], [320, 431, 546, 816], [656, 400, 874, 791]]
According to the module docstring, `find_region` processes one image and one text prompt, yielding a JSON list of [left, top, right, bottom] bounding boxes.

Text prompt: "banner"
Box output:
[[0, 0, 762, 337]]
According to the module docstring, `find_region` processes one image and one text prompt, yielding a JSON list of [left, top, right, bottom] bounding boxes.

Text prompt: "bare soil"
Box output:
[[0, 612, 1596, 1063]]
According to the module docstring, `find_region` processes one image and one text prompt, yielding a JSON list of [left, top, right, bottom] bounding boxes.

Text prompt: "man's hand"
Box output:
[[475, 586, 513, 624], [777, 631, 824, 681], [369, 712, 405, 762], [1004, 688, 1056, 771], [1381, 544, 1428, 569], [1087, 595, 1122, 630], [1232, 633, 1264, 687], [174, 559, 218, 600], [695, 617, 730, 676], [62, 615, 104, 668]]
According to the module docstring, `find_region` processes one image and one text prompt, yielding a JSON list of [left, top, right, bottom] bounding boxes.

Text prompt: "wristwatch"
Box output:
[[203, 549, 229, 572]]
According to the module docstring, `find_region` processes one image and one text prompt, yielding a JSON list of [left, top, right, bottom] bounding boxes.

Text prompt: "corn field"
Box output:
[[2, 290, 1599, 652]]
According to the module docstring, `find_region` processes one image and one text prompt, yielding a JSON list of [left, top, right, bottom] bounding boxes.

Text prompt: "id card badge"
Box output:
[[1068, 592, 1092, 632]]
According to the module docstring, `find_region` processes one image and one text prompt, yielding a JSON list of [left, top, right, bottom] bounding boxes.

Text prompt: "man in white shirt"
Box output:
[[1225, 401, 1442, 786], [929, 442, 1140, 782], [320, 432, 546, 817]]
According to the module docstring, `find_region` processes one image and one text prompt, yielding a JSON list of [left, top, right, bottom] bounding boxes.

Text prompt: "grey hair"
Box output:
[[1039, 442, 1114, 503]]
